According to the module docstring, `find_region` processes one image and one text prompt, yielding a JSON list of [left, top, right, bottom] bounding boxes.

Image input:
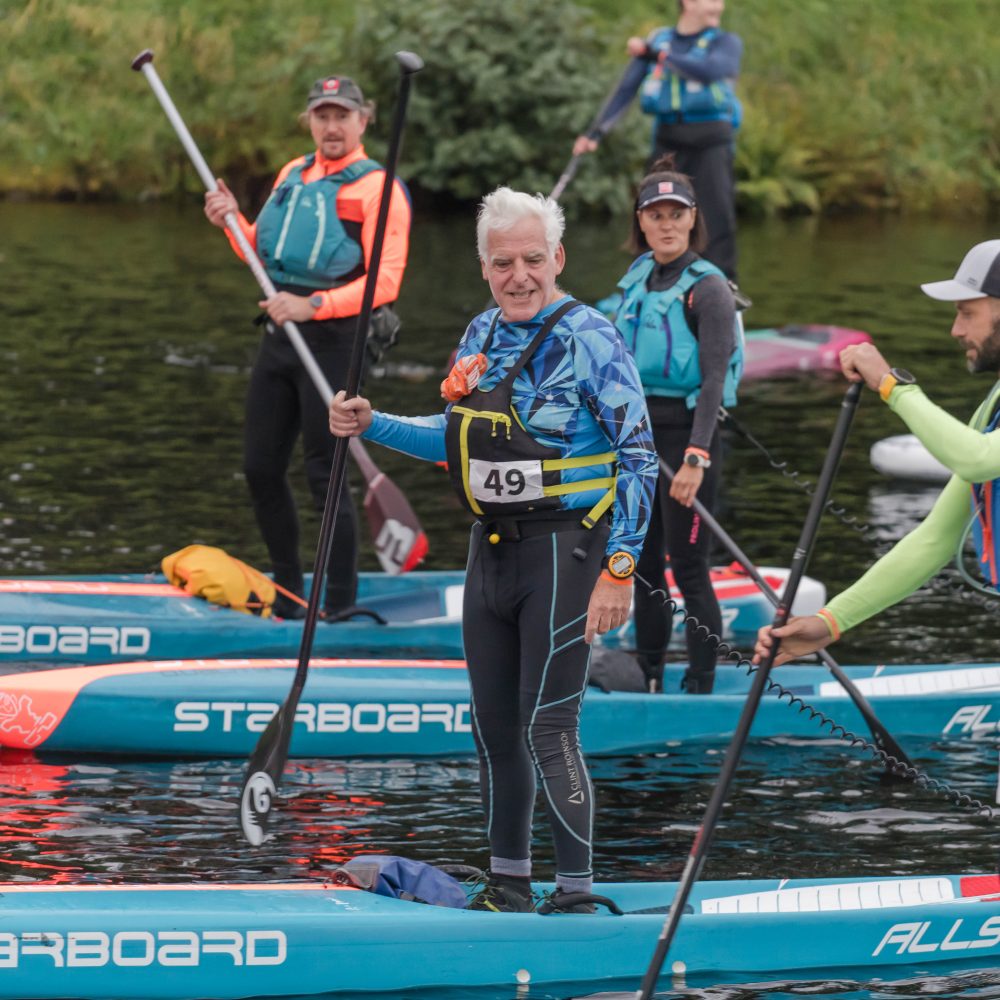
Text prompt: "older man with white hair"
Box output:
[[330, 187, 658, 913], [755, 240, 1000, 667]]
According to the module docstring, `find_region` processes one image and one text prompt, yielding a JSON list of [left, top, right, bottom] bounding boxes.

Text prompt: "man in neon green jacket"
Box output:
[[754, 240, 1000, 665]]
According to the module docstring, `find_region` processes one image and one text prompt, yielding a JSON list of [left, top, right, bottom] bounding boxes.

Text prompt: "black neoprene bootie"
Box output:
[[271, 592, 306, 620], [681, 669, 716, 694], [467, 873, 534, 913]]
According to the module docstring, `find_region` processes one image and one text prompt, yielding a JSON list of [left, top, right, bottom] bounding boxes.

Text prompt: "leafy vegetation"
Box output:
[[2, 0, 998, 215]]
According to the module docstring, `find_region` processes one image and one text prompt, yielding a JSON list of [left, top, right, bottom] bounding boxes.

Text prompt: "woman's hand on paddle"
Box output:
[[669, 464, 703, 507], [626, 35, 650, 57], [753, 615, 833, 667], [585, 572, 632, 644], [204, 179, 239, 228], [259, 292, 316, 325], [329, 390, 373, 437], [573, 135, 599, 156], [840, 343, 891, 391]]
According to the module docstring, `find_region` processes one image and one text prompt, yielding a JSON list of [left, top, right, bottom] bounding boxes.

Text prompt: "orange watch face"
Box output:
[[607, 551, 636, 579]]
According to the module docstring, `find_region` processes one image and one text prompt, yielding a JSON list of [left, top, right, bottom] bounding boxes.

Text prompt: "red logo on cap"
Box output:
[[658, 182, 674, 194], [323, 79, 340, 93]]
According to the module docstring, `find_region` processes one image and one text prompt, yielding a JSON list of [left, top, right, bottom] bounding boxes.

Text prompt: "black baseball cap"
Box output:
[[306, 76, 364, 113], [637, 178, 697, 211]]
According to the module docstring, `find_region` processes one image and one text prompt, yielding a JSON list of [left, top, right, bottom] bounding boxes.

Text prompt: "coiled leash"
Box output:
[[719, 406, 874, 539], [633, 568, 996, 820]]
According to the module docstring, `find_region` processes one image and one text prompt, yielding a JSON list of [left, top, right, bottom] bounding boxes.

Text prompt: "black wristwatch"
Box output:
[[879, 367, 916, 402], [603, 551, 636, 580], [683, 450, 712, 469]]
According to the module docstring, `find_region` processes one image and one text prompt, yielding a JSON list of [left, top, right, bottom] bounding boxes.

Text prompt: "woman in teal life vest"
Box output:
[[204, 75, 411, 619], [573, 0, 742, 280], [614, 157, 743, 694]]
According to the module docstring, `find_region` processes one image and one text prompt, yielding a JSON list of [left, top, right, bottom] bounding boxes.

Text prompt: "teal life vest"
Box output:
[[967, 397, 1000, 590], [255, 155, 382, 290], [639, 27, 737, 125], [614, 253, 743, 408]]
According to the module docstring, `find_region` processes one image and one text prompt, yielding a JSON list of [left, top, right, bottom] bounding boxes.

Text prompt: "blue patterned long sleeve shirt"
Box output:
[[363, 297, 658, 559]]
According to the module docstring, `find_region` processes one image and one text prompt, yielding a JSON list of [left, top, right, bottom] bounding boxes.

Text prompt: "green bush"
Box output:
[[1, 0, 353, 199], [1, 0, 998, 215], [349, 0, 647, 215]]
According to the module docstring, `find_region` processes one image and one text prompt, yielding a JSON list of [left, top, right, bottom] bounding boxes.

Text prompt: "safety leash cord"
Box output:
[[924, 568, 1000, 613], [719, 407, 873, 539], [721, 408, 999, 608], [637, 577, 996, 819]]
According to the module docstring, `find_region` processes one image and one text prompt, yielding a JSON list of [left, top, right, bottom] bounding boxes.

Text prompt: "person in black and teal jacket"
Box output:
[[614, 158, 743, 695], [574, 0, 742, 280]]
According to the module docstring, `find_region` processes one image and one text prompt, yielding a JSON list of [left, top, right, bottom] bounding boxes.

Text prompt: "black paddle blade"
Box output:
[[240, 769, 277, 847], [365, 473, 429, 574], [239, 706, 291, 845]]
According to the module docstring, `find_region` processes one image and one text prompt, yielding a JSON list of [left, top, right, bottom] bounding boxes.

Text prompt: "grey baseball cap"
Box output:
[[921, 240, 1000, 301], [306, 76, 364, 112]]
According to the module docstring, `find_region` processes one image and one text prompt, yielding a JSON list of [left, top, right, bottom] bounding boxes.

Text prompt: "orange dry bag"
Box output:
[[162, 545, 279, 617]]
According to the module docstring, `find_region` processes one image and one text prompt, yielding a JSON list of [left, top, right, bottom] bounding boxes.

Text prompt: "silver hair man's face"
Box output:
[[480, 216, 565, 324]]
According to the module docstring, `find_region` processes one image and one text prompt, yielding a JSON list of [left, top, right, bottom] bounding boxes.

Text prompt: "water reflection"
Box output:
[[1, 738, 996, 886], [1, 202, 997, 666]]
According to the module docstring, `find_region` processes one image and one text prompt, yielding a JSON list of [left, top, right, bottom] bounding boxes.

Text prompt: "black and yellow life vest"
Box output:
[[443, 301, 615, 526]]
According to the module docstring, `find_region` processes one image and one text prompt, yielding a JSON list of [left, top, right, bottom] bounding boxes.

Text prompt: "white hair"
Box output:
[[476, 186, 565, 260]]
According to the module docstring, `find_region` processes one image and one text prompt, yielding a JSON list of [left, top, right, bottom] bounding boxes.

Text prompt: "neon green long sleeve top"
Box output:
[[824, 379, 1000, 634]]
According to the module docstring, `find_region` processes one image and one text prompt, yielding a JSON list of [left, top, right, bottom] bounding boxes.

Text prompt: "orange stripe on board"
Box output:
[[0, 657, 468, 751], [0, 881, 356, 894], [0, 580, 185, 597]]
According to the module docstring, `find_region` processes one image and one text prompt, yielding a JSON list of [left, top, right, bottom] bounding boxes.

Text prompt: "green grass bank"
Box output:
[[2, 0, 998, 215]]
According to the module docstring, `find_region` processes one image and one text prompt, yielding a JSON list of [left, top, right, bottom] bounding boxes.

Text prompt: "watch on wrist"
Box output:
[[683, 449, 711, 469], [603, 551, 636, 580], [878, 367, 916, 402]]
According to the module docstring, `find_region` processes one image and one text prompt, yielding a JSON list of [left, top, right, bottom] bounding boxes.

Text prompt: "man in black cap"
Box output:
[[754, 240, 1000, 665], [204, 75, 411, 618]]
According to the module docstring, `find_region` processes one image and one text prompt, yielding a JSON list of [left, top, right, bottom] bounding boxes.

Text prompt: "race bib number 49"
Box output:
[[469, 459, 544, 503]]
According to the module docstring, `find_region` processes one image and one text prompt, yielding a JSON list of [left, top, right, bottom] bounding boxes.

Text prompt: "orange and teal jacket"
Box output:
[[224, 144, 410, 322]]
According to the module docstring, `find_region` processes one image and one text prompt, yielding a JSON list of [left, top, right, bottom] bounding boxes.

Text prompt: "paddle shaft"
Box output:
[[550, 60, 639, 202], [635, 382, 862, 1000], [231, 51, 422, 844], [657, 457, 914, 770], [548, 156, 581, 202], [131, 49, 423, 572]]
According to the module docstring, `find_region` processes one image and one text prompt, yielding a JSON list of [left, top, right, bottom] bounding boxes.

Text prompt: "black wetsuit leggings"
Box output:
[[634, 410, 723, 685], [462, 519, 608, 884], [243, 324, 359, 612]]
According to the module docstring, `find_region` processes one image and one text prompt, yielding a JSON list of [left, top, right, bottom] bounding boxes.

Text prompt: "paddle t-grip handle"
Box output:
[[395, 51, 424, 75], [130, 49, 154, 71]]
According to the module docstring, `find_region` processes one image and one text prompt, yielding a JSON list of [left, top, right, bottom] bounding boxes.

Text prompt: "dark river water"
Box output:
[[1, 201, 1000, 998]]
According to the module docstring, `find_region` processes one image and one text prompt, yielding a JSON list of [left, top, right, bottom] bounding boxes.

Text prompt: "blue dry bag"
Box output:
[[332, 855, 469, 909]]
